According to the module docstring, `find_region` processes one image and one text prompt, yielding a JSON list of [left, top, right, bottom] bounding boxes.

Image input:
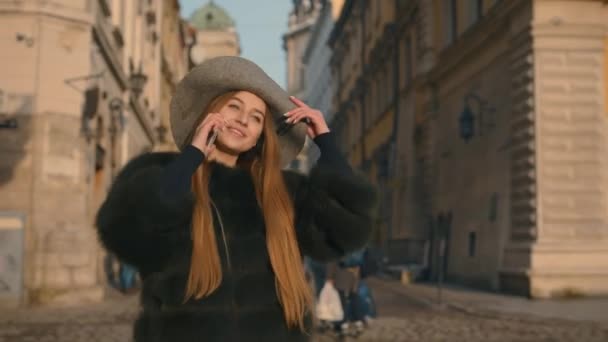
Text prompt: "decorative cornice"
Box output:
[[428, 0, 523, 82], [0, 1, 93, 25]]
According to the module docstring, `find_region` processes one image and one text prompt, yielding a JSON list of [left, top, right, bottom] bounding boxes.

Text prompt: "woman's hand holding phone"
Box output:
[[191, 113, 226, 156]]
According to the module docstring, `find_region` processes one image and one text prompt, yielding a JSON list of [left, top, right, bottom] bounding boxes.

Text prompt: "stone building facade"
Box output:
[[0, 0, 187, 307], [329, 0, 608, 298], [328, 0, 400, 255], [156, 0, 191, 152], [155, 1, 240, 152], [297, 0, 345, 171], [284, 0, 323, 172]]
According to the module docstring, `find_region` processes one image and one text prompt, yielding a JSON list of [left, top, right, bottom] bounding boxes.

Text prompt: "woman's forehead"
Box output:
[[230, 91, 267, 111]]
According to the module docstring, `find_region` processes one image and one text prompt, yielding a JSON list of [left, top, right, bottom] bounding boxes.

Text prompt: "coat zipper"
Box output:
[[210, 200, 238, 340], [211, 200, 231, 271]]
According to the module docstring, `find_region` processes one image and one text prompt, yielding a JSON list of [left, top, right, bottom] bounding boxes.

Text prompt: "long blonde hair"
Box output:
[[184, 92, 313, 330]]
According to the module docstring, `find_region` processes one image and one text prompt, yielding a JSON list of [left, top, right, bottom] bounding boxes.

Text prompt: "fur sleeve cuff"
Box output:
[[96, 153, 192, 273], [292, 164, 378, 262]]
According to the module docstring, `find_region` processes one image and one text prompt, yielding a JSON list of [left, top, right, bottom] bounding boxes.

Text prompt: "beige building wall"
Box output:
[[428, 18, 514, 289], [500, 0, 608, 298], [329, 0, 399, 253], [187, 2, 240, 67], [193, 29, 239, 62], [0, 0, 157, 307], [0, 0, 104, 306], [156, 1, 190, 152], [396, 0, 608, 297], [327, 0, 608, 298]]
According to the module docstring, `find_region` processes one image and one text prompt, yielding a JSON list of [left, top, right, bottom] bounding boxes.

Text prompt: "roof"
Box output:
[[189, 1, 235, 31]]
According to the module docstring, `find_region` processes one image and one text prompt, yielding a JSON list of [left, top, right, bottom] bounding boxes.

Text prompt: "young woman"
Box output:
[[96, 56, 377, 341]]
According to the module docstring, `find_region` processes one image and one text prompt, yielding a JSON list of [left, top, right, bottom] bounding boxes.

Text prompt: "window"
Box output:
[[378, 149, 390, 179], [468, 0, 483, 27], [404, 37, 412, 85], [489, 193, 499, 222], [443, 0, 458, 46], [366, 91, 372, 126], [379, 75, 384, 111], [387, 63, 394, 101], [468, 232, 476, 257], [374, 78, 380, 115]]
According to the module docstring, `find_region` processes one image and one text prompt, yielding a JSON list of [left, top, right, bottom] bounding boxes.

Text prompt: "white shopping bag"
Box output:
[[315, 282, 344, 322]]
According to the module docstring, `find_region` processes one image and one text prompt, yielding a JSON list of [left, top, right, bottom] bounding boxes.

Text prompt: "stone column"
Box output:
[[502, 0, 608, 298]]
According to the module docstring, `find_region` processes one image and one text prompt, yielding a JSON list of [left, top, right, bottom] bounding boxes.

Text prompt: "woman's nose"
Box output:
[[235, 113, 248, 126]]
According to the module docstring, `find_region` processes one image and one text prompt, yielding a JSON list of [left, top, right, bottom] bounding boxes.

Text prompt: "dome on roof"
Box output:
[[189, 1, 235, 31]]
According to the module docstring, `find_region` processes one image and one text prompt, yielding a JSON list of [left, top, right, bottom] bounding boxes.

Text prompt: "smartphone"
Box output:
[[207, 129, 219, 148]]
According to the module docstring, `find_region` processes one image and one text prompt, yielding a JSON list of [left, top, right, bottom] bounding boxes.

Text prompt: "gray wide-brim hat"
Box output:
[[170, 56, 306, 167]]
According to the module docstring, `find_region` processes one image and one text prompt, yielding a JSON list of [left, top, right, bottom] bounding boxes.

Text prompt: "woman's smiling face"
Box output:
[[215, 91, 267, 154]]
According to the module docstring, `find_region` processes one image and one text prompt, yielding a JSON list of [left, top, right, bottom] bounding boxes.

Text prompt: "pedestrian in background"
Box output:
[[96, 56, 377, 341], [326, 253, 366, 337]]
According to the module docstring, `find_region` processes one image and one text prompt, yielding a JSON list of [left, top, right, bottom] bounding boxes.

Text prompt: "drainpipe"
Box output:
[[359, 0, 367, 171], [388, 17, 399, 254]]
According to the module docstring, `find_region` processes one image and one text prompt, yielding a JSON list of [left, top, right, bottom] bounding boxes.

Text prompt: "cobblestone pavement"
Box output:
[[1, 281, 607, 342], [0, 292, 138, 342]]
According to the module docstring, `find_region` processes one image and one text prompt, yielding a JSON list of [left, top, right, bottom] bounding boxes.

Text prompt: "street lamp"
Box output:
[[81, 86, 101, 141], [459, 93, 497, 142], [129, 61, 148, 98], [109, 97, 125, 134]]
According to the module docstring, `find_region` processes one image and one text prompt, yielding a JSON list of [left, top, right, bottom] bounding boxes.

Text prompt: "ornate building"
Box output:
[[0, 0, 186, 307], [156, 1, 191, 151], [154, 0, 240, 153], [188, 1, 240, 66], [298, 0, 345, 171], [330, 0, 608, 298], [283, 0, 323, 172], [328, 0, 399, 256]]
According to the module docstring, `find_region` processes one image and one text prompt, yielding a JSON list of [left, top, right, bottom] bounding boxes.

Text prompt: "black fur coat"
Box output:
[[96, 152, 378, 342]]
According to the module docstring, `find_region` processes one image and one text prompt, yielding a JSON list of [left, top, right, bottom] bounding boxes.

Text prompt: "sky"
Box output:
[[180, 0, 292, 88]]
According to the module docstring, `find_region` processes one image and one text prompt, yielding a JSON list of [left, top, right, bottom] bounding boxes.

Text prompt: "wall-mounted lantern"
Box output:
[[459, 104, 475, 142], [109, 97, 125, 134], [458, 93, 496, 142], [129, 60, 148, 98], [81, 86, 101, 141]]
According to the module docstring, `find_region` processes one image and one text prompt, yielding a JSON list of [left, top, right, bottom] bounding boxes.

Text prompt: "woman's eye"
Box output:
[[252, 115, 262, 123], [228, 104, 240, 110]]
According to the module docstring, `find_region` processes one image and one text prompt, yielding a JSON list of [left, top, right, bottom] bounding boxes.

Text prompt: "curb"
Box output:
[[373, 278, 608, 325], [370, 276, 553, 321]]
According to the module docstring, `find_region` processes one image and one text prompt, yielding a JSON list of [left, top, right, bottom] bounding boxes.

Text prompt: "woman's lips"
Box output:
[[227, 127, 245, 137]]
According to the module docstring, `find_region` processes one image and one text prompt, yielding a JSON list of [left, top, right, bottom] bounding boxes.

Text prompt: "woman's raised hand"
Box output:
[[284, 96, 330, 139], [191, 113, 226, 156]]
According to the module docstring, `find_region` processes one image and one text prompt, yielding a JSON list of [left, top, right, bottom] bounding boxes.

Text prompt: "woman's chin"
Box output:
[[216, 142, 249, 156]]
